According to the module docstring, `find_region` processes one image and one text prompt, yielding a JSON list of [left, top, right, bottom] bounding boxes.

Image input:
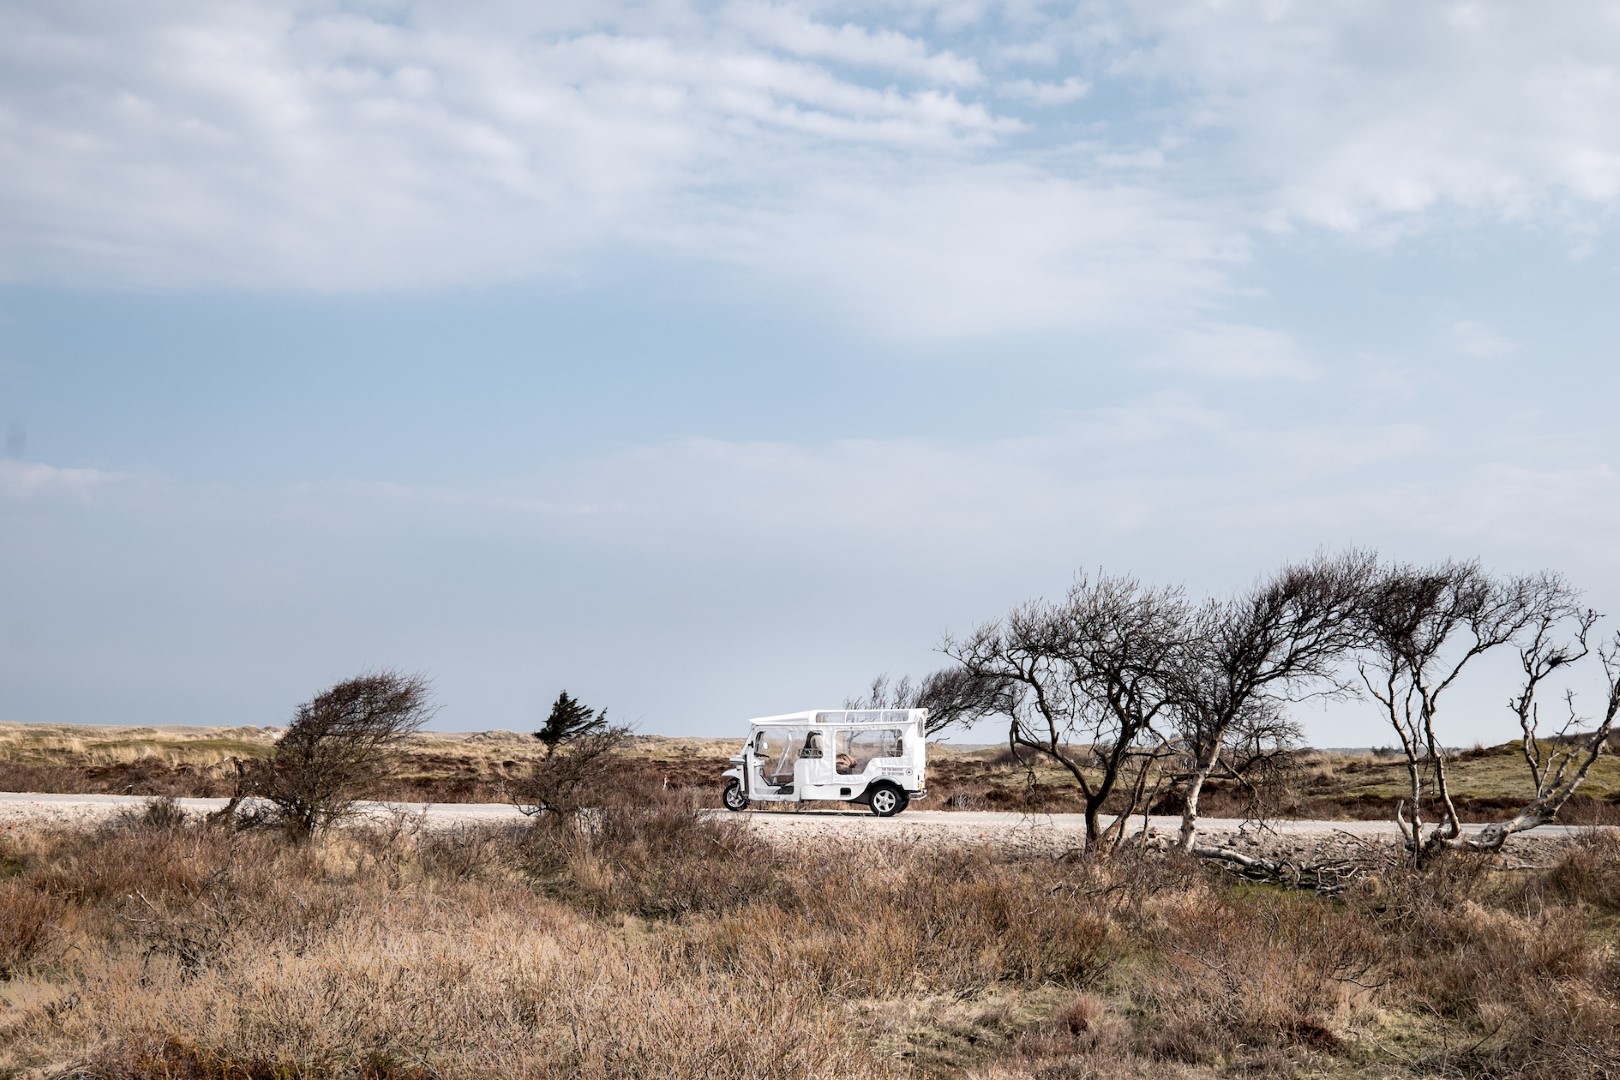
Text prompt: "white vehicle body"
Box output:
[[720, 709, 927, 816]]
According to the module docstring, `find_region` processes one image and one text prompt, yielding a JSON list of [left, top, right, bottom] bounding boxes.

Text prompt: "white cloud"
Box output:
[[0, 0, 1244, 338], [1449, 320, 1517, 358], [5, 0, 1619, 333], [1102, 1, 1620, 232], [0, 459, 124, 501], [699, 165, 1247, 337], [994, 40, 1061, 67], [727, 3, 983, 86], [1147, 323, 1315, 380], [998, 75, 1090, 105], [0, 2, 1017, 292], [1095, 147, 1166, 170]]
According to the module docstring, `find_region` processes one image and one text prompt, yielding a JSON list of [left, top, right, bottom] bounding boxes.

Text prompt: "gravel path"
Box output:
[[0, 791, 1604, 849], [0, 792, 521, 829]]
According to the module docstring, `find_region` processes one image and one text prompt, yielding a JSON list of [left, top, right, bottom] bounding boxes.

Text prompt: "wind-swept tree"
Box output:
[[1358, 561, 1589, 863], [945, 574, 1187, 851], [845, 666, 1007, 736], [535, 691, 610, 758], [1466, 598, 1617, 851], [1171, 550, 1376, 853], [515, 691, 633, 816], [253, 670, 436, 839]]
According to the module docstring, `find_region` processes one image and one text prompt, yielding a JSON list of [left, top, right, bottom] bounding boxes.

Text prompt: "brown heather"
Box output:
[[0, 798, 1617, 1079]]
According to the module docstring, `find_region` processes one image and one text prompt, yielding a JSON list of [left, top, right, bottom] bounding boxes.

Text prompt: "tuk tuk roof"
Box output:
[[747, 708, 926, 727]]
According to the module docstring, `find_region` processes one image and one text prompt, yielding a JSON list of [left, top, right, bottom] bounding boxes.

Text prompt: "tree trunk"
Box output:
[[1083, 798, 1105, 852], [1176, 740, 1224, 852]]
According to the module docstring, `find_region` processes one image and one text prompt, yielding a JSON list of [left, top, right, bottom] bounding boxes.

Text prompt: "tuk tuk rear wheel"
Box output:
[[722, 779, 749, 812], [868, 784, 907, 817]]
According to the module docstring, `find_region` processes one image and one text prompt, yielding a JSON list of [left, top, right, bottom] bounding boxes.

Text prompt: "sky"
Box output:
[[3, 0, 1619, 745]]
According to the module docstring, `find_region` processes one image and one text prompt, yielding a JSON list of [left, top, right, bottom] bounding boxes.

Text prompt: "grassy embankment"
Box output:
[[1, 794, 1617, 1078], [4, 721, 1618, 824]]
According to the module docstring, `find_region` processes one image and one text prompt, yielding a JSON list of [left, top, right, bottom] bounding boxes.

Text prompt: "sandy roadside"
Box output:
[[0, 791, 1605, 859]]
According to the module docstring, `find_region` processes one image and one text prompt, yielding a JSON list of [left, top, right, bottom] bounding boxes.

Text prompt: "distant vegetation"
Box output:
[[2, 722, 1618, 827]]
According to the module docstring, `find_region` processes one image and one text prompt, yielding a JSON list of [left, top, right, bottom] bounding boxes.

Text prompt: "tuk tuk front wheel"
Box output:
[[722, 779, 749, 812], [868, 784, 907, 817]]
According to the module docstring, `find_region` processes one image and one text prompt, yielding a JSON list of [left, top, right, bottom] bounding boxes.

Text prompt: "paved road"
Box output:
[[0, 790, 1605, 844]]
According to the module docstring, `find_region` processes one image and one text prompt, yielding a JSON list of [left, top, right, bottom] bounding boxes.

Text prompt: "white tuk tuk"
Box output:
[[720, 709, 927, 816]]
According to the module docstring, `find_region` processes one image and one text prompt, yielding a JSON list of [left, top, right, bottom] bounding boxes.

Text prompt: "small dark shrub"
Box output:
[[132, 795, 189, 831], [506, 690, 637, 819], [1057, 993, 1106, 1036]]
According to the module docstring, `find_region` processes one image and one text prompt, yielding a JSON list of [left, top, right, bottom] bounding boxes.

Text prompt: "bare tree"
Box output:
[[845, 666, 1007, 736], [944, 574, 1186, 851], [513, 691, 633, 817], [1358, 561, 1585, 863], [1461, 608, 1617, 852], [251, 670, 436, 839], [1172, 550, 1376, 853]]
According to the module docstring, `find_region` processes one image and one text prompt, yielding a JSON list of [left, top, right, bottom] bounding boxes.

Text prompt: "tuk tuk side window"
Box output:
[[753, 728, 821, 785], [834, 728, 905, 775]]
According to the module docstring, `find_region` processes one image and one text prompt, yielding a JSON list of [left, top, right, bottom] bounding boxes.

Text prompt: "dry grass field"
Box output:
[[1, 793, 1617, 1079], [923, 741, 1620, 824], [4, 722, 1617, 825], [0, 723, 738, 805]]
